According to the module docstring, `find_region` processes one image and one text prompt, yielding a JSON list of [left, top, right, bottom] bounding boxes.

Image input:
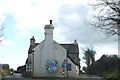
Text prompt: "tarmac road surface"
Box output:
[[1, 74, 106, 80]]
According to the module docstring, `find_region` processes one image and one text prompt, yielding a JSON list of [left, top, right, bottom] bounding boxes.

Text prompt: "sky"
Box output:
[[0, 0, 118, 70]]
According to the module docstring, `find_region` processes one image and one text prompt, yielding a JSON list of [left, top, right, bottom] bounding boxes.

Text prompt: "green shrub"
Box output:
[[102, 68, 118, 78], [2, 69, 10, 76]]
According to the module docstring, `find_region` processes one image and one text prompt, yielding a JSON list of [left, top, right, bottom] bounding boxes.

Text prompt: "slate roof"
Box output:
[[60, 44, 80, 66], [60, 44, 79, 54], [27, 43, 80, 66], [28, 43, 39, 53], [25, 58, 28, 64]]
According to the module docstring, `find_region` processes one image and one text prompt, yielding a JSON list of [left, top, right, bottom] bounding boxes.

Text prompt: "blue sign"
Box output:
[[47, 60, 57, 72], [62, 63, 67, 68], [62, 63, 71, 70], [47, 66, 57, 72], [47, 60, 57, 66]]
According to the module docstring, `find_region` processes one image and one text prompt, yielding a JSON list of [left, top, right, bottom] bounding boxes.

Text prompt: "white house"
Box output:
[[25, 20, 80, 78]]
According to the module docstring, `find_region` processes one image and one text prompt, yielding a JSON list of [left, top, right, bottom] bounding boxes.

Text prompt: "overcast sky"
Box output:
[[0, 0, 118, 70]]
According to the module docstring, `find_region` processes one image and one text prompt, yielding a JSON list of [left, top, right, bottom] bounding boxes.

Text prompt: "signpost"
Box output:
[[62, 59, 67, 68], [46, 60, 57, 72], [62, 63, 67, 68], [47, 66, 57, 72], [62, 59, 71, 70]]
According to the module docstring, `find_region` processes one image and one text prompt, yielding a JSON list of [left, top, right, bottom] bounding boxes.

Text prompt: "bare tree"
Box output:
[[91, 0, 120, 36]]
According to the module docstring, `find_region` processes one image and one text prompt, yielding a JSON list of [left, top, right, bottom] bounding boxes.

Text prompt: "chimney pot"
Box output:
[[50, 20, 52, 24], [30, 36, 35, 45], [74, 39, 78, 45]]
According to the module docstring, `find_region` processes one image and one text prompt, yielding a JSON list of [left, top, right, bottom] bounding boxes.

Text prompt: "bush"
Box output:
[[102, 68, 118, 78], [2, 69, 10, 76]]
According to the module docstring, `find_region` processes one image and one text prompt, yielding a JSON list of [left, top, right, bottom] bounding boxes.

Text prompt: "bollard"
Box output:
[[62, 70, 65, 77]]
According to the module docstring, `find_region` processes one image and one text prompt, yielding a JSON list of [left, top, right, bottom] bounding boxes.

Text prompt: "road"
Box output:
[[1, 74, 106, 80], [78, 74, 106, 80]]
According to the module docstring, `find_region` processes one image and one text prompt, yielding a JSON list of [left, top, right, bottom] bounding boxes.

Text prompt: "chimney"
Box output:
[[50, 20, 52, 24], [74, 39, 78, 45], [44, 20, 54, 41], [30, 36, 35, 45]]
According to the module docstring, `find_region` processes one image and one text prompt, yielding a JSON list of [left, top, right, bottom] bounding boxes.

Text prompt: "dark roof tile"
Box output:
[[67, 54, 80, 66], [28, 43, 39, 53], [60, 44, 79, 54], [60, 44, 80, 66]]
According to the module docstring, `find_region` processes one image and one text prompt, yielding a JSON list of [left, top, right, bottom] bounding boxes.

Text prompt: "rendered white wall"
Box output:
[[67, 58, 76, 77], [32, 41, 44, 77], [32, 40, 67, 77], [54, 41, 67, 77], [76, 66, 79, 77], [32, 40, 79, 78]]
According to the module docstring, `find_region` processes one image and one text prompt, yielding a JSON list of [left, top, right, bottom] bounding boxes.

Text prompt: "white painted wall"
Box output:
[[76, 66, 79, 77], [67, 58, 76, 77], [54, 41, 67, 77], [67, 58, 79, 78], [32, 40, 67, 77], [32, 41, 44, 77]]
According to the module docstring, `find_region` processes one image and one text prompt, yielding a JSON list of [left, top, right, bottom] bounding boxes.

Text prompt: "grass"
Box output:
[[102, 68, 118, 78]]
